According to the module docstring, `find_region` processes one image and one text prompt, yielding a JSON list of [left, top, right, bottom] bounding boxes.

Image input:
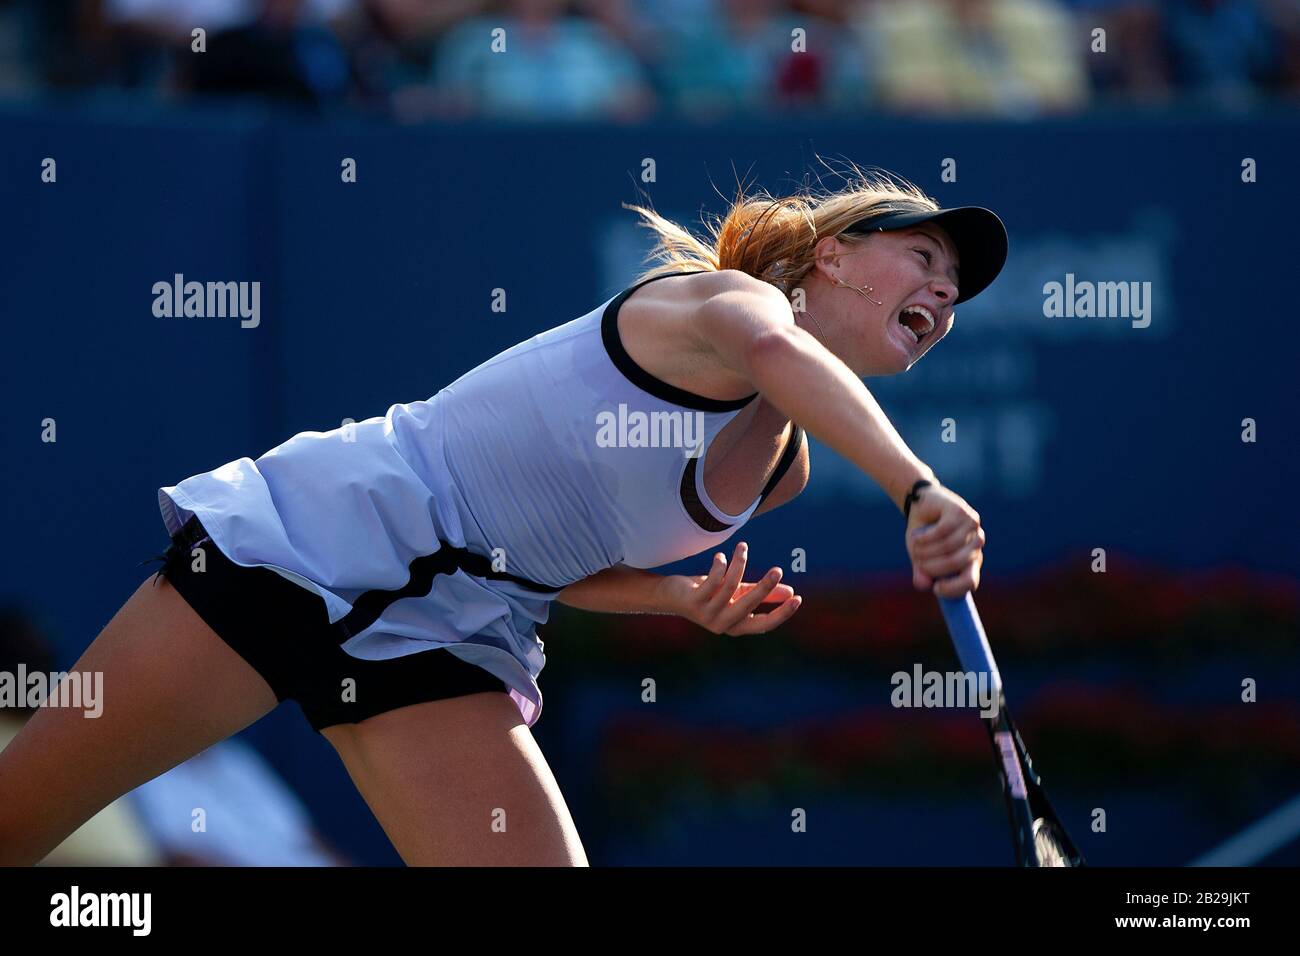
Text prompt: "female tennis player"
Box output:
[[0, 170, 1005, 866]]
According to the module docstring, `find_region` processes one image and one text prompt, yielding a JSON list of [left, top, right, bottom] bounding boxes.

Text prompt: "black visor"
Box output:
[[841, 203, 1008, 305]]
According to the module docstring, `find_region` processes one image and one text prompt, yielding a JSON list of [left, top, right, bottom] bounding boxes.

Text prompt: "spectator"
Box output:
[[103, 0, 265, 92], [430, 0, 655, 121], [175, 0, 356, 109], [857, 0, 1091, 115], [342, 0, 493, 114], [655, 0, 867, 115], [92, 0, 356, 106], [1165, 0, 1273, 108], [1060, 0, 1174, 105]]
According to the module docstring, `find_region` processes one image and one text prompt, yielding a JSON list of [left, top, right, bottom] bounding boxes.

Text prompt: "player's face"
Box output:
[[813, 223, 961, 376]]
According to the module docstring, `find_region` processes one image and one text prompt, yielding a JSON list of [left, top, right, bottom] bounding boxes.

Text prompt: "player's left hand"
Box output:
[[659, 541, 801, 635]]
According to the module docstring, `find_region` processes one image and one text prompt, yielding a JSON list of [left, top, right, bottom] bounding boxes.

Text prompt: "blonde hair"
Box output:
[[622, 162, 940, 296]]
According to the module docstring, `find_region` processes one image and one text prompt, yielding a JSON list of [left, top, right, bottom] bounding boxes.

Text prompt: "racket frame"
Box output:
[[938, 592, 1085, 867]]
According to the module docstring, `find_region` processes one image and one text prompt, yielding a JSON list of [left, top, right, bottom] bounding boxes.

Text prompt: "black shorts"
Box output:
[[143, 515, 512, 734]]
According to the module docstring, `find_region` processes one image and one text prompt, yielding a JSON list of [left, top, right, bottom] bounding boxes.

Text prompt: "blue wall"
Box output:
[[2, 103, 1296, 863]]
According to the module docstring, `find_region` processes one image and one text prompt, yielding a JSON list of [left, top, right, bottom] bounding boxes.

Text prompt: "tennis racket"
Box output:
[[937, 591, 1085, 867]]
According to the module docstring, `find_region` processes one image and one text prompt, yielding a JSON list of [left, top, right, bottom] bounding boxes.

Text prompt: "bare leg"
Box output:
[[322, 691, 588, 866], [0, 576, 280, 865]]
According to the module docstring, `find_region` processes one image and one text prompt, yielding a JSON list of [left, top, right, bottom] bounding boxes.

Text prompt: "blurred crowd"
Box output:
[[0, 0, 1296, 119]]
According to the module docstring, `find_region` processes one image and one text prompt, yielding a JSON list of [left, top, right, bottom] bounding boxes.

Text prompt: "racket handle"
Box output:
[[937, 592, 1003, 700], [912, 521, 1003, 693]]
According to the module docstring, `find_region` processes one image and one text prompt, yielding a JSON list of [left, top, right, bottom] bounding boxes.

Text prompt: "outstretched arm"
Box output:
[[555, 543, 801, 635], [694, 282, 934, 510], [555, 563, 678, 615], [694, 281, 984, 597]]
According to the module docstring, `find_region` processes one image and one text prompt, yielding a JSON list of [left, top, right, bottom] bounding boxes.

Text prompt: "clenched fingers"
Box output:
[[915, 528, 984, 579]]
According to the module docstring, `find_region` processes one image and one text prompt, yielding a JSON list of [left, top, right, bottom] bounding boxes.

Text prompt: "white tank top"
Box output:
[[434, 269, 802, 586], [158, 270, 803, 717]]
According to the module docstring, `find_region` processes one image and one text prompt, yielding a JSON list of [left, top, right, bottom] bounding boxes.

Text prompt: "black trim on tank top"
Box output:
[[601, 270, 760, 412], [679, 422, 804, 532], [680, 456, 733, 532], [759, 423, 804, 503]]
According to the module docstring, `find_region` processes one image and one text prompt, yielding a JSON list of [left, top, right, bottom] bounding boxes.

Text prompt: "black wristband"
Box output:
[[902, 479, 932, 521]]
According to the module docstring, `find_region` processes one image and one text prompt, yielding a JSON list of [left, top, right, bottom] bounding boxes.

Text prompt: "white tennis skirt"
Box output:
[[157, 405, 556, 728]]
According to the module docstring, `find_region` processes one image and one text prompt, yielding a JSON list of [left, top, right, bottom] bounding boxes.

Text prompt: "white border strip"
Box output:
[[1188, 792, 1300, 866]]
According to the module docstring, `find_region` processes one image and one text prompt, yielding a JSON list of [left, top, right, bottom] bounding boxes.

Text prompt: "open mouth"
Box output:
[[898, 305, 937, 345]]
